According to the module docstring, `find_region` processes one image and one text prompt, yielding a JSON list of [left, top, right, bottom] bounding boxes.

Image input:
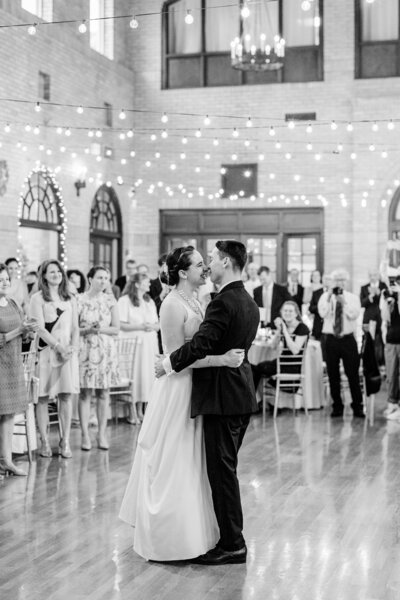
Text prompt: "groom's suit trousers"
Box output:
[[203, 413, 250, 552]]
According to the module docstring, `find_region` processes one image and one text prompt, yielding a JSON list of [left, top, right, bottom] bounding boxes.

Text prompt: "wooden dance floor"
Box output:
[[1, 396, 400, 600]]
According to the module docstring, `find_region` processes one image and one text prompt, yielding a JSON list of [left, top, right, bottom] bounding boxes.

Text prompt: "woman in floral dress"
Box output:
[[77, 266, 119, 451]]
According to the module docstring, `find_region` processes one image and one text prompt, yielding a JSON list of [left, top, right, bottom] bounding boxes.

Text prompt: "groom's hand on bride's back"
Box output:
[[155, 354, 166, 378], [223, 348, 245, 368]]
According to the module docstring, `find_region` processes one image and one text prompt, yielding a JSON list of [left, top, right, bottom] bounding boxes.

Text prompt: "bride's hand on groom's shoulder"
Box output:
[[155, 354, 166, 378]]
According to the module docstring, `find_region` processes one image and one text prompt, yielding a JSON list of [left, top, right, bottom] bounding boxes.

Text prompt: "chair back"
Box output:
[[276, 335, 308, 378], [116, 336, 141, 382], [21, 337, 39, 400]]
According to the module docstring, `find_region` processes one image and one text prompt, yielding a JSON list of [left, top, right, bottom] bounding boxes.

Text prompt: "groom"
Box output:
[[159, 240, 259, 565]]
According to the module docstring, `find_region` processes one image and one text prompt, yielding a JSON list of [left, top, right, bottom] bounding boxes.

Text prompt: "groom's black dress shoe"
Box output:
[[191, 545, 247, 565]]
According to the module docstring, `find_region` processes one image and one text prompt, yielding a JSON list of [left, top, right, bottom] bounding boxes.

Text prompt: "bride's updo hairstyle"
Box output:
[[165, 246, 196, 286]]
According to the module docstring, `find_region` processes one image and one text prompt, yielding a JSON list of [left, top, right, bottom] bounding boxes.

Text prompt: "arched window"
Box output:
[[19, 166, 65, 271], [162, 0, 323, 89], [89, 184, 122, 279]]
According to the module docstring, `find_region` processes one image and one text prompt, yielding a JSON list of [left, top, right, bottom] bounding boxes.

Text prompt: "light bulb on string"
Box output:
[[77, 105, 84, 114], [350, 152, 357, 160], [28, 23, 37, 35], [56, 127, 63, 134], [161, 112, 168, 123], [33, 126, 40, 135], [35, 102, 41, 113], [372, 122, 379, 132], [127, 128, 134, 138], [246, 117, 253, 128], [232, 128, 239, 138], [185, 10, 194, 24], [119, 132, 126, 140], [78, 21, 87, 33], [155, 152, 161, 158], [269, 126, 276, 137], [84, 148, 90, 154], [244, 139, 250, 147], [4, 124, 10, 133], [204, 115, 211, 126], [258, 153, 265, 161], [346, 122, 353, 132], [150, 134, 157, 141], [60, 146, 66, 152], [382, 150, 388, 158], [275, 141, 281, 149], [241, 3, 250, 19], [330, 120, 337, 130], [388, 120, 395, 130], [306, 142, 313, 151], [285, 152, 292, 160], [306, 123, 313, 134], [213, 138, 219, 146], [130, 150, 136, 157], [121, 158, 127, 165], [314, 153, 321, 160], [119, 109, 126, 120], [369, 144, 375, 152], [88, 130, 94, 137], [287, 120, 295, 130], [301, 1, 312, 11], [25, 124, 31, 132], [161, 129, 168, 139], [182, 136, 188, 144], [130, 17, 139, 29], [195, 128, 202, 138], [65, 128, 71, 136], [95, 129, 102, 137]]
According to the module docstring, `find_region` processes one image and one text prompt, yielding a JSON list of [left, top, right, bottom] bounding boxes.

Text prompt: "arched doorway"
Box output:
[[89, 184, 122, 279], [389, 188, 400, 240], [18, 166, 66, 271]]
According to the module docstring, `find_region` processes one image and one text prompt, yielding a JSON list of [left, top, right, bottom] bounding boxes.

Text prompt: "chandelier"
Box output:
[[230, 1, 285, 72]]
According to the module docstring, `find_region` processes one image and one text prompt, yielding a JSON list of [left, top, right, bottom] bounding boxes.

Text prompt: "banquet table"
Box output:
[[249, 336, 325, 410]]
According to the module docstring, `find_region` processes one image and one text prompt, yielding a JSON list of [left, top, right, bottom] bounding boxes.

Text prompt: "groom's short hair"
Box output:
[[216, 240, 247, 272]]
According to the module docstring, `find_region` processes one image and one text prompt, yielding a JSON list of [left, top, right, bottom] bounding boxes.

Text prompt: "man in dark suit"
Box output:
[[114, 259, 137, 293], [149, 253, 168, 352], [287, 268, 304, 311], [253, 266, 290, 327], [158, 240, 259, 565]]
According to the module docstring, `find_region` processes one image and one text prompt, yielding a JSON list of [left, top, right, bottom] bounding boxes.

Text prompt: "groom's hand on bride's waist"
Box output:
[[155, 354, 167, 378]]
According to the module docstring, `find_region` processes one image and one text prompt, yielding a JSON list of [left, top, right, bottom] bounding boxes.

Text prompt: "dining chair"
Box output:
[[14, 340, 39, 462], [110, 337, 141, 424], [271, 338, 308, 418]]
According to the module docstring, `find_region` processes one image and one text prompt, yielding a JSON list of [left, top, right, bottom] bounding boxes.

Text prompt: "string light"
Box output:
[[246, 117, 253, 127], [306, 123, 313, 134], [232, 128, 239, 137], [130, 17, 139, 29], [346, 122, 353, 132], [161, 112, 168, 123], [330, 120, 337, 130], [119, 109, 126, 120], [77, 105, 84, 114], [27, 23, 37, 35], [204, 115, 211, 126], [34, 102, 41, 113], [372, 122, 379, 132], [388, 120, 395, 130], [269, 126, 276, 137], [4, 124, 10, 133], [185, 10, 194, 24], [241, 3, 250, 19], [195, 128, 202, 138], [78, 21, 87, 34]]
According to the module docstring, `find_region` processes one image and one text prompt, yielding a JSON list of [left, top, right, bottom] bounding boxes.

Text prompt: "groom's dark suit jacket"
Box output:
[[169, 280, 259, 417]]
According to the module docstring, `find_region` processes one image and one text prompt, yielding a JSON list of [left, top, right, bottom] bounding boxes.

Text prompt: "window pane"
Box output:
[[205, 0, 238, 51], [246, 237, 277, 277], [168, 0, 201, 54], [361, 0, 398, 42], [90, 0, 114, 59], [283, 0, 320, 46], [287, 237, 317, 285], [243, 0, 279, 47]]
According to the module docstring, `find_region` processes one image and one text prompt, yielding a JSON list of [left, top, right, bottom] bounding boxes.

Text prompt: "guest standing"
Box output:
[[115, 259, 137, 294], [318, 269, 364, 418], [244, 262, 260, 296], [5, 257, 29, 313], [0, 263, 38, 477], [253, 266, 290, 327], [303, 269, 322, 305], [118, 273, 159, 423], [287, 268, 304, 311], [30, 260, 80, 458], [77, 266, 120, 451], [360, 268, 387, 365]]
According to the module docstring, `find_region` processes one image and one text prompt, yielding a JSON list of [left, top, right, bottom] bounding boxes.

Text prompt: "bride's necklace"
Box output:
[[177, 289, 201, 314]]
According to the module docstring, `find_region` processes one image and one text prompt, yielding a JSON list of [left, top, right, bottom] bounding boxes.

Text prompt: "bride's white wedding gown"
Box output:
[[119, 297, 219, 561]]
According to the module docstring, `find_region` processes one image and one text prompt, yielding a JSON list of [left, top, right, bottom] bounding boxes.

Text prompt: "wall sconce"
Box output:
[[74, 179, 86, 196]]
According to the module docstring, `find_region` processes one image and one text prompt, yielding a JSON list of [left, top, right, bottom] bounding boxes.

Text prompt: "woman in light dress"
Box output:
[[30, 260, 80, 458], [77, 266, 119, 451], [119, 246, 244, 561], [118, 273, 159, 424], [5, 257, 29, 313]]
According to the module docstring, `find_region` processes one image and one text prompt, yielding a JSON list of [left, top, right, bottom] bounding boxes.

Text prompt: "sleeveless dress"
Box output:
[[119, 298, 219, 561], [0, 299, 27, 415]]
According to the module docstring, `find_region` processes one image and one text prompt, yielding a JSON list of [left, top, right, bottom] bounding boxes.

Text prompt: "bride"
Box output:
[[119, 246, 244, 561]]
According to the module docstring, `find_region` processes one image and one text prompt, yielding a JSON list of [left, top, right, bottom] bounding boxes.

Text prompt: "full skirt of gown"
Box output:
[[119, 368, 219, 561]]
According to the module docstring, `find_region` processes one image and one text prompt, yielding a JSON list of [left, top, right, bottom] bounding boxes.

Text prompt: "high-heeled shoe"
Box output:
[[0, 458, 28, 476], [58, 439, 72, 459], [39, 440, 52, 458], [97, 436, 109, 451], [81, 436, 92, 451]]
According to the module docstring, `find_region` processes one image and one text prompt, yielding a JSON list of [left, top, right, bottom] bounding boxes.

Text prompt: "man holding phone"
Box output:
[[318, 269, 364, 418]]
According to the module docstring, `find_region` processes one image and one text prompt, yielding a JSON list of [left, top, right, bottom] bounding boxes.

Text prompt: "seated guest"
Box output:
[[360, 268, 387, 365], [287, 268, 304, 311], [252, 300, 309, 392], [115, 259, 137, 293], [244, 262, 260, 296], [253, 266, 290, 327], [318, 269, 364, 418]]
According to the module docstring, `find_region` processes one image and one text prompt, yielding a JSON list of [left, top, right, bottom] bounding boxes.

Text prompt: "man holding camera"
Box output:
[[381, 275, 400, 419], [318, 269, 364, 418]]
